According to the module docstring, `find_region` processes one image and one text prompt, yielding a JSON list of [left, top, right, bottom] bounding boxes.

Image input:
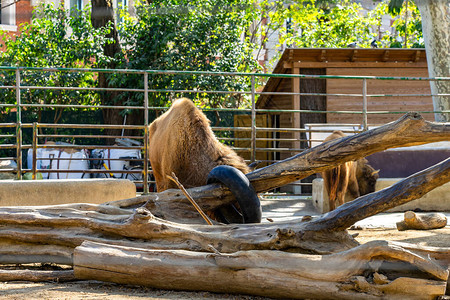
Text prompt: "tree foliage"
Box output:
[[0, 4, 113, 122], [282, 0, 376, 48], [112, 0, 261, 110], [251, 0, 424, 68], [0, 0, 426, 115], [379, 0, 423, 48]]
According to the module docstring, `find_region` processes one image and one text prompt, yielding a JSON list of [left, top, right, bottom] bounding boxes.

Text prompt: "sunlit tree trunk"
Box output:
[[415, 0, 450, 122]]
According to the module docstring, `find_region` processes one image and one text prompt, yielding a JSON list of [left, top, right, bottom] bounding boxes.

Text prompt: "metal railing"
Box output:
[[0, 66, 448, 194]]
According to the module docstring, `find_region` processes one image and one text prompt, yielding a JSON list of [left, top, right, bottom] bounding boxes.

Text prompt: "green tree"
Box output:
[[90, 0, 124, 140], [112, 0, 260, 111], [286, 0, 376, 48], [254, 0, 378, 69], [256, 0, 425, 68], [372, 0, 423, 48], [0, 4, 112, 123]]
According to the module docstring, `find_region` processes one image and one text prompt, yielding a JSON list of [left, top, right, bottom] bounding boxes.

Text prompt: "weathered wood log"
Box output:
[[306, 157, 450, 232], [0, 269, 75, 282], [0, 113, 448, 299], [103, 112, 450, 224], [0, 205, 358, 257], [73, 240, 448, 300], [394, 242, 450, 269], [0, 156, 448, 267], [397, 211, 448, 231], [0, 241, 73, 265], [1, 113, 440, 228], [394, 241, 450, 296]]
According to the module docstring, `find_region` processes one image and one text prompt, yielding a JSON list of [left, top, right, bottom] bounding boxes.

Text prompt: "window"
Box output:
[[68, 0, 83, 16], [0, 0, 17, 31], [116, 0, 128, 24], [70, 0, 82, 11]]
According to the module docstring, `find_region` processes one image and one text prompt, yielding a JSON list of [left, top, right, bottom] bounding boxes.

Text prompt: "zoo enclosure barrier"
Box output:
[[0, 66, 448, 194]]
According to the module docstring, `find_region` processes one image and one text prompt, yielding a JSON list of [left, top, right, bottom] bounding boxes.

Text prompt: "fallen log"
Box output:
[[394, 242, 450, 269], [73, 240, 448, 300], [397, 211, 448, 231], [0, 156, 448, 264], [306, 157, 450, 232], [106, 112, 450, 224], [393, 241, 450, 296], [0, 269, 75, 282], [0, 241, 73, 265], [0, 113, 449, 299]]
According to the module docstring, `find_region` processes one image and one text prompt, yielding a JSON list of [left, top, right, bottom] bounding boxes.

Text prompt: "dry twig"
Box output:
[[167, 172, 213, 225]]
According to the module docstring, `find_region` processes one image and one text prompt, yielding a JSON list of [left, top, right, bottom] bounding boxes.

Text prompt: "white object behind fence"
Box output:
[[27, 148, 89, 179], [91, 148, 142, 180]]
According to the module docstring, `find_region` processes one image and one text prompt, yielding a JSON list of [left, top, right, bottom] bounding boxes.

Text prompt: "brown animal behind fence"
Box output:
[[148, 98, 249, 192], [147, 98, 261, 224], [321, 130, 379, 211]]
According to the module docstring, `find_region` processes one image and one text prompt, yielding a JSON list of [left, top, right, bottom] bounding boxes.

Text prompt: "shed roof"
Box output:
[[257, 48, 427, 108]]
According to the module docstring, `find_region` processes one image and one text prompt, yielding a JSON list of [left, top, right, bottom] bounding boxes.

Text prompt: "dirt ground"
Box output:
[[1, 227, 449, 300]]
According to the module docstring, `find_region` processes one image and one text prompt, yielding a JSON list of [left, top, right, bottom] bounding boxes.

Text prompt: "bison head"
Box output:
[[356, 158, 380, 196]]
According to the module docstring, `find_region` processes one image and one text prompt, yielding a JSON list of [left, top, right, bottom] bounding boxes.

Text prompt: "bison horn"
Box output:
[[207, 165, 262, 224]]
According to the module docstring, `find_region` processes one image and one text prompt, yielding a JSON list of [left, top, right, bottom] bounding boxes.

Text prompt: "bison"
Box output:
[[148, 98, 261, 224], [321, 130, 379, 211]]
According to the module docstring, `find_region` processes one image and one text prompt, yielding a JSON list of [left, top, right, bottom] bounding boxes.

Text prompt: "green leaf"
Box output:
[[388, 0, 405, 16]]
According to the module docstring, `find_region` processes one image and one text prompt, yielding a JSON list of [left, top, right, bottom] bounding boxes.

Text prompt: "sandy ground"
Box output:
[[0, 196, 449, 299], [0, 281, 272, 300]]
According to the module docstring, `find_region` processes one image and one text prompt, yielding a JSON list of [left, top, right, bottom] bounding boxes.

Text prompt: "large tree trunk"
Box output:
[[0, 155, 447, 263], [0, 114, 447, 258], [73, 240, 448, 300], [90, 0, 125, 143], [415, 0, 450, 122], [108, 112, 448, 222], [90, 0, 121, 61]]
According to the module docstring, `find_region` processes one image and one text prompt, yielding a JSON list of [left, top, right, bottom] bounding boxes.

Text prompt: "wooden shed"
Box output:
[[257, 48, 433, 160]]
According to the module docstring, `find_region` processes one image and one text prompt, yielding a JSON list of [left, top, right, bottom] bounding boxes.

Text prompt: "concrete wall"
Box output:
[[0, 179, 136, 206], [312, 178, 450, 214]]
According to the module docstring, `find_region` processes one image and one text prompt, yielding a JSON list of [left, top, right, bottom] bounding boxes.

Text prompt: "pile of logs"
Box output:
[[0, 113, 449, 299]]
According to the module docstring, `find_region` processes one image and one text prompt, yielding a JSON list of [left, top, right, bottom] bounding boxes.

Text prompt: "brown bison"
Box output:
[[148, 98, 261, 223], [321, 131, 379, 211]]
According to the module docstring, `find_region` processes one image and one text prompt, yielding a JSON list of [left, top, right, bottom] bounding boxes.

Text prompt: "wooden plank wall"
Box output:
[[326, 67, 433, 124], [234, 114, 271, 165], [261, 78, 297, 161]]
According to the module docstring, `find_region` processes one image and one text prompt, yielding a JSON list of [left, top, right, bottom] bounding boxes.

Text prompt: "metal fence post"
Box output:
[[15, 68, 22, 180], [143, 72, 149, 194], [362, 78, 368, 131], [251, 75, 256, 163], [32, 122, 37, 179]]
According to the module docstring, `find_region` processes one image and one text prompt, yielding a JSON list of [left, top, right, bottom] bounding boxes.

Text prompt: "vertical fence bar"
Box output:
[[143, 72, 149, 194], [250, 75, 256, 163], [15, 68, 22, 180], [32, 122, 38, 179], [362, 78, 368, 131], [144, 72, 149, 127]]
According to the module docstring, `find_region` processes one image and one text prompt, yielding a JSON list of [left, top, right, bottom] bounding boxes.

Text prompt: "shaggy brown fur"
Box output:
[[321, 130, 379, 211], [148, 98, 250, 192]]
